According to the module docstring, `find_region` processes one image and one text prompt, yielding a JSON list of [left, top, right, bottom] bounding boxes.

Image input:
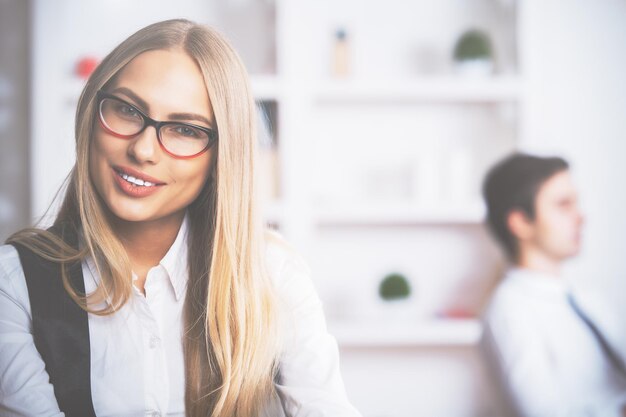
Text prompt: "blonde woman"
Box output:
[[0, 19, 361, 417]]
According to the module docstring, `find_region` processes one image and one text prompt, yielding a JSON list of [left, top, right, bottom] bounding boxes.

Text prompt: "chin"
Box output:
[[107, 206, 155, 223], [101, 196, 156, 223]]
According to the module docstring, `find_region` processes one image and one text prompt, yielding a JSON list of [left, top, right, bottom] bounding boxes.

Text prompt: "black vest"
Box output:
[[12, 232, 97, 417]]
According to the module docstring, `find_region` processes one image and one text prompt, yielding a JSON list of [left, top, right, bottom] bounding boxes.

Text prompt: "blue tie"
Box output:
[[567, 292, 626, 379]]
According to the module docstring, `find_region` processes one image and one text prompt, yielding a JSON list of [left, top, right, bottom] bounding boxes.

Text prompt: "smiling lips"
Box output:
[[112, 165, 166, 198]]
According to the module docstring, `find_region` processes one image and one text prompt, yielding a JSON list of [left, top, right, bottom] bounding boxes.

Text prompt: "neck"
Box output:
[[516, 245, 562, 277], [109, 210, 185, 278]]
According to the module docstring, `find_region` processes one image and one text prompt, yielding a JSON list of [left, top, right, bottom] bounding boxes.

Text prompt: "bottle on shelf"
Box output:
[[332, 28, 350, 78]]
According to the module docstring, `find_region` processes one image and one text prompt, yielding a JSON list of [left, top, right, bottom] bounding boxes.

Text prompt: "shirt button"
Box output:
[[149, 336, 160, 349]]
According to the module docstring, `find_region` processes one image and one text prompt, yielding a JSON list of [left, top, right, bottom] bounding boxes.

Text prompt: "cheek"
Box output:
[[89, 136, 106, 187], [541, 213, 575, 242], [90, 130, 115, 164], [89, 132, 131, 195], [555, 212, 577, 231], [534, 213, 560, 240], [171, 154, 213, 195]]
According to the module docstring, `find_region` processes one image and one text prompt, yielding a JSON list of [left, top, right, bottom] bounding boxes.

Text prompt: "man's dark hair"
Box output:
[[482, 153, 569, 261]]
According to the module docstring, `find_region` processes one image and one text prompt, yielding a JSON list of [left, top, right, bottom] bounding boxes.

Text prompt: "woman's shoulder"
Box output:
[[263, 230, 318, 303], [0, 243, 30, 314], [264, 230, 310, 278], [0, 243, 23, 279]]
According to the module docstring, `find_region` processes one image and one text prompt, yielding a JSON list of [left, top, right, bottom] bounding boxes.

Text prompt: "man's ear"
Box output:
[[507, 209, 534, 241]]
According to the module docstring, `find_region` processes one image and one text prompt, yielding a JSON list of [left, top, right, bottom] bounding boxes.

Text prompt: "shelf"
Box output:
[[251, 75, 282, 101], [313, 76, 524, 104], [64, 75, 523, 105], [328, 319, 482, 347], [313, 202, 485, 226]]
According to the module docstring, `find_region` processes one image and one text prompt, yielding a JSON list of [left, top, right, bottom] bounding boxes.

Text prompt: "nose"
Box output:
[[127, 125, 160, 164]]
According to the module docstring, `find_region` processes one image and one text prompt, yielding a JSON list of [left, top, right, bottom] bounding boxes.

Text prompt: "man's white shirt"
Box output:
[[484, 268, 626, 417]]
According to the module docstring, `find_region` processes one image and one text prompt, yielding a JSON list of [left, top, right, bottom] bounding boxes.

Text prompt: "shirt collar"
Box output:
[[505, 267, 570, 298], [83, 214, 190, 301], [159, 213, 189, 301]]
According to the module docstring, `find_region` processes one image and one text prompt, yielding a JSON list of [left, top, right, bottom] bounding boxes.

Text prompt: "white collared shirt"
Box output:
[[483, 268, 626, 417], [0, 217, 361, 417]]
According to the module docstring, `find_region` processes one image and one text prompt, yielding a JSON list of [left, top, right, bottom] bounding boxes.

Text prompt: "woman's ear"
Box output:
[[507, 209, 535, 242]]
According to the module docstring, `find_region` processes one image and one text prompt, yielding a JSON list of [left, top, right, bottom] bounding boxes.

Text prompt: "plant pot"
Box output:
[[454, 58, 494, 77]]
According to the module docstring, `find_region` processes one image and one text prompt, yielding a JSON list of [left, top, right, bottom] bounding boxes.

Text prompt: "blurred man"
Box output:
[[481, 153, 626, 417]]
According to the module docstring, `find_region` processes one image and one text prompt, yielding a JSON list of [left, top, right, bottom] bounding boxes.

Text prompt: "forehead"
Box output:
[[537, 170, 577, 202], [109, 49, 212, 119]]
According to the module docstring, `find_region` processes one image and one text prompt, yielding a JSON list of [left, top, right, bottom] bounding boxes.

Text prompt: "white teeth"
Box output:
[[117, 171, 156, 187]]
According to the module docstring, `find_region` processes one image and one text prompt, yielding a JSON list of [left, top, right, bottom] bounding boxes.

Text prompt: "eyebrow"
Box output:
[[110, 86, 214, 128], [168, 112, 213, 127]]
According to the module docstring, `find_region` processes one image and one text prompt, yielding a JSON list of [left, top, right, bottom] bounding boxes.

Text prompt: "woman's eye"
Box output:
[[175, 125, 200, 138], [115, 103, 140, 118]]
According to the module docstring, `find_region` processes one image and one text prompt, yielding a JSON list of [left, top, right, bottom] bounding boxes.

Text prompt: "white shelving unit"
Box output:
[[250, 75, 283, 101], [314, 76, 525, 104], [265, 2, 525, 416], [329, 319, 482, 348], [313, 201, 485, 226], [263, 0, 527, 245]]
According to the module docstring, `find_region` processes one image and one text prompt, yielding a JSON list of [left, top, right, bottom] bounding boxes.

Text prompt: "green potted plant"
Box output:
[[379, 272, 411, 301], [377, 272, 414, 319], [453, 29, 494, 75]]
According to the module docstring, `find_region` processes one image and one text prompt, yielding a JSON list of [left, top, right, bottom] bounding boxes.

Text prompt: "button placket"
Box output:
[[141, 266, 171, 415], [149, 335, 160, 349]]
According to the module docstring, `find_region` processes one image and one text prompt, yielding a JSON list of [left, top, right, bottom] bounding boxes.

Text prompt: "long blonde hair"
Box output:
[[7, 19, 280, 417]]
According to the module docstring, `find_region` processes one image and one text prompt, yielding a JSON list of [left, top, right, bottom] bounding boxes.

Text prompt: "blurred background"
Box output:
[[1, 0, 625, 416]]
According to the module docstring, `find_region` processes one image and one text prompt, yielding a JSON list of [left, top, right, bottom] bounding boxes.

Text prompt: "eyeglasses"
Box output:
[[96, 90, 218, 159]]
